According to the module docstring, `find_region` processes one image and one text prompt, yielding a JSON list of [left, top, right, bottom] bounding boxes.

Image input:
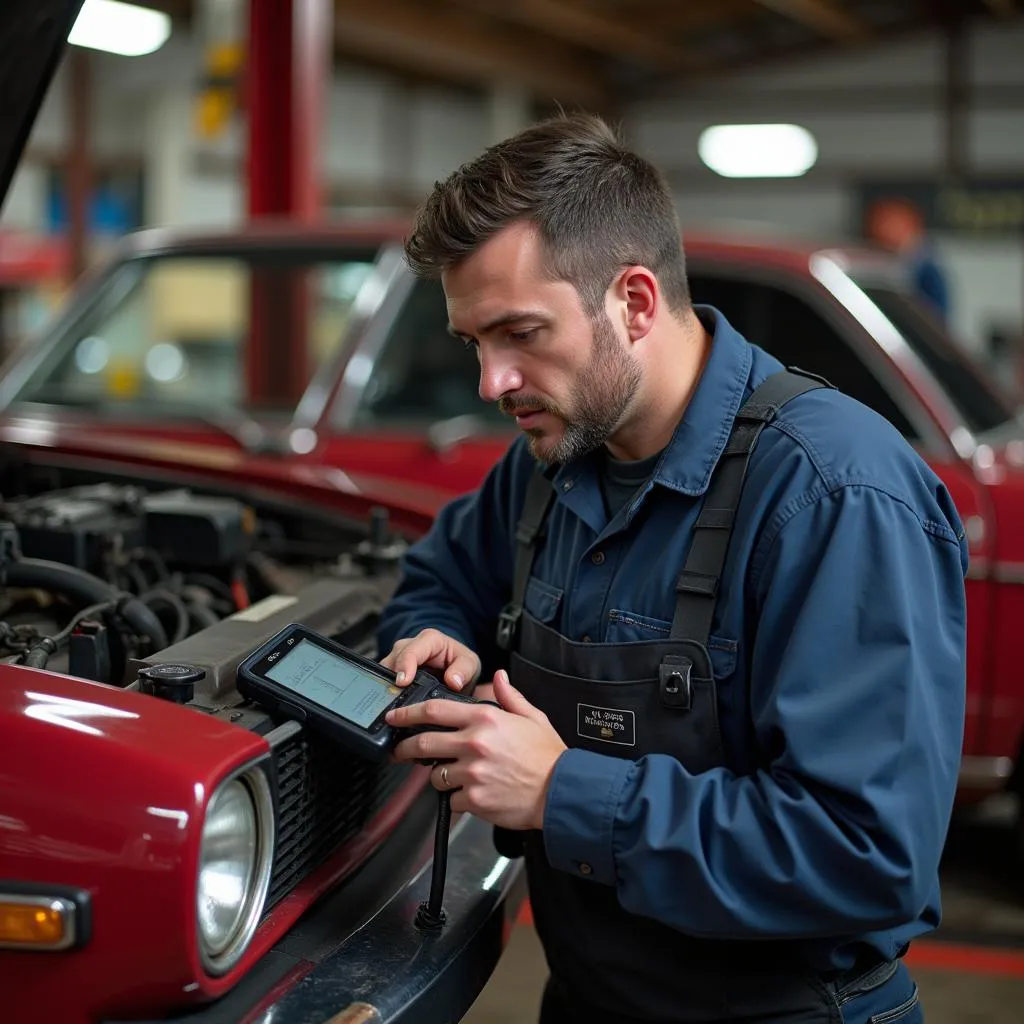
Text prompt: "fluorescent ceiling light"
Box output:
[[698, 124, 818, 179], [69, 0, 171, 57]]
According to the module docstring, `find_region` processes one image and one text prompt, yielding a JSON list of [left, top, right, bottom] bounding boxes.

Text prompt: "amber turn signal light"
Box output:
[[0, 896, 75, 950]]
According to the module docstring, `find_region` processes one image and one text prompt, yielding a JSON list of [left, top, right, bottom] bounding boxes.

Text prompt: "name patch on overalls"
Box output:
[[577, 703, 636, 746]]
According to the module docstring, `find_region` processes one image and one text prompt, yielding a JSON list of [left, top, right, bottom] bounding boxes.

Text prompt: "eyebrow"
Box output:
[[446, 310, 549, 340]]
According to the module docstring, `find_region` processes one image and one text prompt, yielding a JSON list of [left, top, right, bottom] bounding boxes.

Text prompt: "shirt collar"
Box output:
[[551, 304, 752, 499]]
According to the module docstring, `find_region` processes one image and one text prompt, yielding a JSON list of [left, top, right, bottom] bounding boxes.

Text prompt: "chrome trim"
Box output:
[[197, 756, 276, 977], [291, 246, 407, 434], [688, 255, 950, 457], [809, 253, 977, 459], [264, 719, 304, 748], [959, 755, 1015, 792], [0, 894, 76, 951], [328, 246, 419, 431]]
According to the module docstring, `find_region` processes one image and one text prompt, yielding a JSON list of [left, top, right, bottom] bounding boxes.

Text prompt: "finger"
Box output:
[[442, 650, 481, 692], [379, 638, 411, 678], [491, 669, 542, 720], [386, 696, 482, 730], [392, 630, 449, 684], [430, 762, 461, 792], [391, 728, 462, 764], [471, 681, 496, 704]]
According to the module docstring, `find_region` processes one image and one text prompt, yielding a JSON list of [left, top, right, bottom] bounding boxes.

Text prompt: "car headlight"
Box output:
[[196, 764, 274, 976]]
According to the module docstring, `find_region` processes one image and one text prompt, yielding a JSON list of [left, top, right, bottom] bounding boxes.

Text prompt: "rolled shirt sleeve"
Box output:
[[543, 483, 968, 939]]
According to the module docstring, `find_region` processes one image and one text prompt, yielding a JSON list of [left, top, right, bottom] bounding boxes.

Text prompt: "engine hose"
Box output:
[[4, 558, 168, 651], [140, 589, 191, 645]]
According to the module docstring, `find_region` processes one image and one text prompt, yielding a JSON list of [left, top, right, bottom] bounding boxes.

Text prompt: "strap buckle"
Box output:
[[659, 655, 693, 710], [495, 604, 522, 650]]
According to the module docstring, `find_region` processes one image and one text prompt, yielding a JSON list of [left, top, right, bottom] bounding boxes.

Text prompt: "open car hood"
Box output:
[[0, 1, 84, 211]]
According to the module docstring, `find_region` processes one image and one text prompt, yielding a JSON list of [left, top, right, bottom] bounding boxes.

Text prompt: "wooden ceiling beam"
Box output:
[[754, 0, 869, 41], [456, 0, 696, 72], [333, 0, 606, 106]]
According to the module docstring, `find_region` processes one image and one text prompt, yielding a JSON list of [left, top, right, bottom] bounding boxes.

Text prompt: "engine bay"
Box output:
[[0, 477, 407, 729]]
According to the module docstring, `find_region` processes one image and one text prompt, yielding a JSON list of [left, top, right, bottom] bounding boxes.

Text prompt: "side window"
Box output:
[[689, 273, 917, 440], [354, 279, 503, 427]]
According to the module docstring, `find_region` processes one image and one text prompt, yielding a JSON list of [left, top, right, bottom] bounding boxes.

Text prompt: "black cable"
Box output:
[[124, 561, 149, 595], [139, 589, 191, 644], [415, 789, 453, 931], [182, 573, 234, 603], [20, 600, 116, 668], [136, 548, 170, 583]]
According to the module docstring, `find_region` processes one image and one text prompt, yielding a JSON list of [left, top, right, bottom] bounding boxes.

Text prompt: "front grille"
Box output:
[[264, 728, 413, 911]]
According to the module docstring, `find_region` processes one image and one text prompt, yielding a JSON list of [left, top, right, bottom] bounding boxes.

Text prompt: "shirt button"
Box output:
[[579, 863, 593, 876], [562, 479, 574, 491], [590, 551, 605, 565]]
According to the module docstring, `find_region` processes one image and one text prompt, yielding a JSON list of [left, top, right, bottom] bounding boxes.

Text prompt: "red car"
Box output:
[[1, 5, 1022, 1023], [3, 223, 1019, 813], [0, 5, 522, 1024]]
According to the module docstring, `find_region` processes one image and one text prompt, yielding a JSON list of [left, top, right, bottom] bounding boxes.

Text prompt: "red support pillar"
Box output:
[[245, 0, 332, 410]]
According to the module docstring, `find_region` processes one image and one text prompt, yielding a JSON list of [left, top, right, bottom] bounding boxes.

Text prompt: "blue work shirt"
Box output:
[[378, 306, 969, 971]]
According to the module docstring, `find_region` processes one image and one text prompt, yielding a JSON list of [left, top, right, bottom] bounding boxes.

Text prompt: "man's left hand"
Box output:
[[386, 670, 566, 831]]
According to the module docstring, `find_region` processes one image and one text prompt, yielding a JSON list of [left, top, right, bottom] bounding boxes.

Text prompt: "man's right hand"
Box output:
[[379, 628, 481, 692]]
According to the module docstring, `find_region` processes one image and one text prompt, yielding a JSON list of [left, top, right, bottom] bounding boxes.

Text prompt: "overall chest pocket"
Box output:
[[524, 577, 563, 624], [606, 609, 738, 679]]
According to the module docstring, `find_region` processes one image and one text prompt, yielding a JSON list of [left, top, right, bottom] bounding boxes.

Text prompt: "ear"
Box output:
[[612, 266, 658, 343]]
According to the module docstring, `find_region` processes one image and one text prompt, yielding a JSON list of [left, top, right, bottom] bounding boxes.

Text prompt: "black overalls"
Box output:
[[495, 371, 906, 1024]]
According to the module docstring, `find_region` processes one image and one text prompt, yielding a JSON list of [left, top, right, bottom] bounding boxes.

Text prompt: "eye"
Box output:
[[509, 329, 537, 343]]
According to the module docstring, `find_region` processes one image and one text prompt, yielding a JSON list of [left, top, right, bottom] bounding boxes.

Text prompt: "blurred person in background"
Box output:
[[867, 196, 952, 323], [379, 113, 966, 1024]]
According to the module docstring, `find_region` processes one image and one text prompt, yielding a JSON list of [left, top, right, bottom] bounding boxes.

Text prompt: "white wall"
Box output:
[[625, 20, 1024, 353]]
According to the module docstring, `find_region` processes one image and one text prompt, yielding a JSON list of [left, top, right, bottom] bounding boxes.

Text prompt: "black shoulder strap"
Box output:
[[496, 467, 556, 650], [495, 368, 833, 658], [668, 368, 833, 647]]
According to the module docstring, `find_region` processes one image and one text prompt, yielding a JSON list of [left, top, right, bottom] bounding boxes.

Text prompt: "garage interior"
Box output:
[[2, 1, 1024, 1022]]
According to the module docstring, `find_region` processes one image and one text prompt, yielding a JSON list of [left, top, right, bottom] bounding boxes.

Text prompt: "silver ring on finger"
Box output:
[[440, 765, 450, 789]]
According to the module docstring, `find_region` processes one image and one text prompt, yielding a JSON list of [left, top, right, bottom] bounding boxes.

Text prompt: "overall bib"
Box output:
[[495, 371, 921, 1024]]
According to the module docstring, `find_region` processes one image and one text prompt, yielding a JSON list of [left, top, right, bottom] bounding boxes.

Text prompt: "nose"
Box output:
[[478, 348, 523, 404]]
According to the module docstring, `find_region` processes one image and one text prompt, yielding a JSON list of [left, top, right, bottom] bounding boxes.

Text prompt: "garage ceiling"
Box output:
[[321, 0, 1021, 108]]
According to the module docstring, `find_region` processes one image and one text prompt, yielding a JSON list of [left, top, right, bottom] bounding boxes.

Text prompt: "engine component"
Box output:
[[0, 486, 143, 574], [129, 576, 394, 703], [68, 621, 111, 682], [142, 492, 254, 568], [137, 662, 206, 704], [5, 558, 169, 652], [355, 507, 407, 576]]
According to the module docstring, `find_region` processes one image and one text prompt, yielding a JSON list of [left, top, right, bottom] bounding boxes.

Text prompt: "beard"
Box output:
[[499, 312, 642, 465]]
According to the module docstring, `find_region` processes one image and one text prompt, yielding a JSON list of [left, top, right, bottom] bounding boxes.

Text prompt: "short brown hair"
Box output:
[[404, 112, 690, 319]]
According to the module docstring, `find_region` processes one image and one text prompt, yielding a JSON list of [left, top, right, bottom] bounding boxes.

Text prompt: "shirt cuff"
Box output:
[[542, 747, 634, 886]]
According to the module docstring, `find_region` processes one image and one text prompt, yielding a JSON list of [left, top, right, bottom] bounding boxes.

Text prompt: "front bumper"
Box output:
[[116, 812, 525, 1024]]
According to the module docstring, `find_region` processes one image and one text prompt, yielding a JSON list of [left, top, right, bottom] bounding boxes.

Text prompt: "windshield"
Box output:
[[10, 249, 381, 419], [859, 284, 1016, 435]]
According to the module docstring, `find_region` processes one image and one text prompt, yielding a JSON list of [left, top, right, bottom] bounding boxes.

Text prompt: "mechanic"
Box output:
[[378, 113, 967, 1024]]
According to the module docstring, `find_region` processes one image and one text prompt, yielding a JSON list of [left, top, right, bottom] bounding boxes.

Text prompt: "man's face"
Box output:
[[443, 222, 641, 464]]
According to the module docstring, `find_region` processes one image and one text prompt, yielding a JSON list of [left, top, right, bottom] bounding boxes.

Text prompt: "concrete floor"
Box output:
[[464, 799, 1024, 1024]]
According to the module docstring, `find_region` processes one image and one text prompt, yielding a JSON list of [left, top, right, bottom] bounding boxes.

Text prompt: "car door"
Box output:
[[688, 265, 994, 758], [320, 270, 515, 497]]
